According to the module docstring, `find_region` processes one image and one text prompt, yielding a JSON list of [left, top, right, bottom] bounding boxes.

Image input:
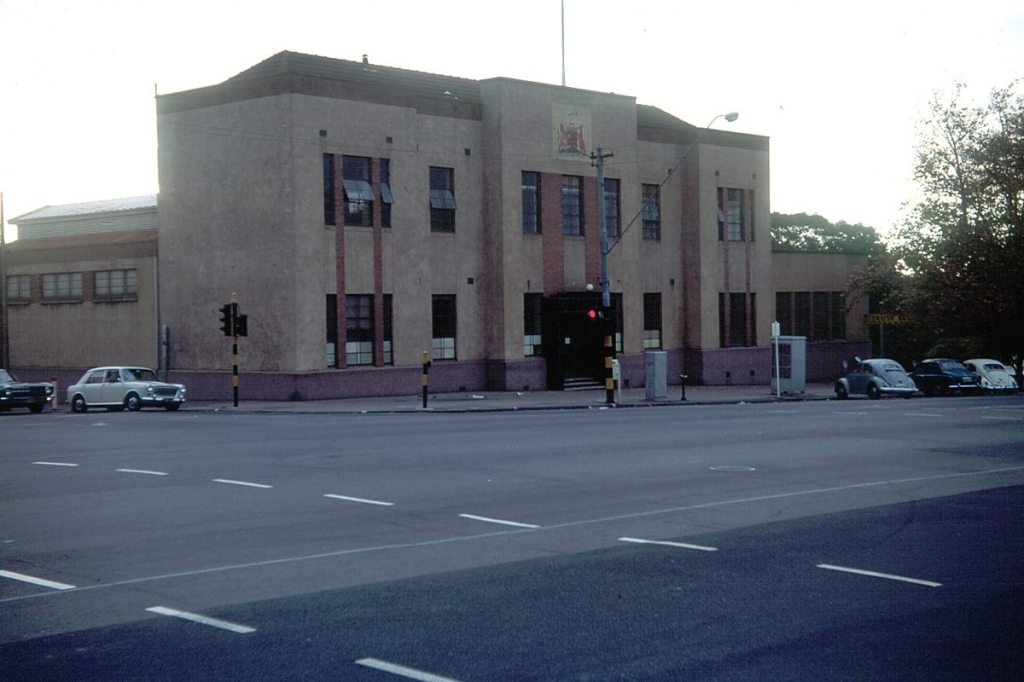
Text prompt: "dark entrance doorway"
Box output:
[[543, 292, 609, 390]]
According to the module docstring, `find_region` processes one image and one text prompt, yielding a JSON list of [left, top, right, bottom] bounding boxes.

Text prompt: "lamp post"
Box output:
[[594, 112, 739, 404]]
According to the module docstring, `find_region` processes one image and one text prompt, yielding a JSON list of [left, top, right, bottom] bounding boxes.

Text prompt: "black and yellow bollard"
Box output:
[[421, 351, 431, 408]]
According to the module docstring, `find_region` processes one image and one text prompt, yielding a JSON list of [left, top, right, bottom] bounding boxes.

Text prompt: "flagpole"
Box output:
[[561, 0, 566, 86]]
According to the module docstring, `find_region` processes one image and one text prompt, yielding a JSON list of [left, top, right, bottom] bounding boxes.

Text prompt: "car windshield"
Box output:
[[984, 363, 1006, 372], [0, 369, 13, 383], [939, 361, 965, 370], [123, 368, 159, 382], [882, 364, 905, 373]]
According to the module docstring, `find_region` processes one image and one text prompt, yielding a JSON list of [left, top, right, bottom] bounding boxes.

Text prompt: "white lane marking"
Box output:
[[212, 479, 272, 489], [619, 537, 718, 552], [982, 416, 1023, 421], [145, 606, 256, 633], [117, 469, 168, 476], [324, 494, 394, 507], [834, 411, 870, 416], [0, 570, 76, 590], [6, 464, 1023, 606], [356, 658, 461, 682], [458, 514, 540, 529], [817, 563, 942, 588], [32, 461, 78, 467], [903, 412, 943, 418]]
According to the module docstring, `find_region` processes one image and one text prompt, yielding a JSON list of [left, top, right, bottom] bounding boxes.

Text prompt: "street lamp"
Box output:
[[593, 111, 739, 404]]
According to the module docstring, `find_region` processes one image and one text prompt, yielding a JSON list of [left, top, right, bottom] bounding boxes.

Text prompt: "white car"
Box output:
[[67, 367, 186, 412], [964, 359, 1019, 393]]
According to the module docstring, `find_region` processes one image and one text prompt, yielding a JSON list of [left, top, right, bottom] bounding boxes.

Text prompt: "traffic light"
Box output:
[[219, 304, 233, 336], [234, 314, 248, 337], [587, 309, 598, 320]]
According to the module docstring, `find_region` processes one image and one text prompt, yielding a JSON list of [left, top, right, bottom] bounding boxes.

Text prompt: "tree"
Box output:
[[771, 212, 884, 255], [880, 80, 1024, 359]]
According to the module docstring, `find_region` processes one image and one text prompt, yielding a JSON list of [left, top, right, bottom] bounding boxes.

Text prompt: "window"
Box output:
[[429, 166, 456, 232], [342, 155, 373, 227], [346, 294, 374, 365], [323, 153, 336, 225], [642, 184, 661, 240], [42, 272, 82, 302], [561, 175, 583, 235], [6, 275, 30, 303], [326, 294, 338, 367], [776, 291, 793, 336], [94, 269, 137, 301], [813, 291, 830, 341], [830, 292, 846, 340], [431, 295, 457, 360], [718, 187, 750, 241], [382, 294, 394, 365], [643, 293, 662, 349], [523, 293, 543, 356], [612, 293, 624, 353], [521, 171, 541, 234], [604, 178, 620, 238], [380, 158, 392, 228], [719, 292, 756, 347], [794, 292, 811, 337]]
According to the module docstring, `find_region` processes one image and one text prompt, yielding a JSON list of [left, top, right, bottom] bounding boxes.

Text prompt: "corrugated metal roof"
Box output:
[[5, 228, 158, 252], [225, 51, 482, 103], [12, 195, 157, 224]]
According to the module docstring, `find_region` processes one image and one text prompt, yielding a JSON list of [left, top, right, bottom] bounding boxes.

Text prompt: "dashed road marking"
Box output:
[[356, 658, 461, 682], [32, 461, 78, 467], [458, 514, 540, 529], [117, 469, 168, 476], [324, 494, 394, 506], [212, 479, 273, 489], [146, 606, 256, 633], [619, 537, 718, 552], [817, 563, 941, 588], [0, 570, 76, 590]]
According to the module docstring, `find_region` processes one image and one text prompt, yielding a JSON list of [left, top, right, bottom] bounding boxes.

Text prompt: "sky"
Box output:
[[1, 0, 1022, 240]]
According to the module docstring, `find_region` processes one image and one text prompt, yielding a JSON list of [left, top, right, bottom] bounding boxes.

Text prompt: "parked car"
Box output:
[[964, 358, 1019, 393], [908, 358, 981, 396], [835, 357, 917, 399], [0, 369, 55, 413], [67, 367, 186, 412]]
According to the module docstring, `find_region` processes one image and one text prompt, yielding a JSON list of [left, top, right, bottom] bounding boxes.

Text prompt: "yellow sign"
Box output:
[[865, 314, 911, 325]]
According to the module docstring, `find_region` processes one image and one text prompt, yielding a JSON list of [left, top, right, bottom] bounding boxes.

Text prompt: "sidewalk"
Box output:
[[185, 383, 837, 414]]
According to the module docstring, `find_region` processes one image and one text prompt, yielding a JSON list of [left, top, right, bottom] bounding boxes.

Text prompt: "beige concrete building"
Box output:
[[4, 52, 868, 399]]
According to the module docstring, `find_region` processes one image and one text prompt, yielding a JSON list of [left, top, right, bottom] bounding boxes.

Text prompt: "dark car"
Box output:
[[0, 369, 55, 413], [909, 358, 981, 396]]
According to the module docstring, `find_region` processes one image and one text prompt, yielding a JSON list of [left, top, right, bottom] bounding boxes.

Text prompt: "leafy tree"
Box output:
[[881, 81, 1024, 360], [771, 212, 884, 255]]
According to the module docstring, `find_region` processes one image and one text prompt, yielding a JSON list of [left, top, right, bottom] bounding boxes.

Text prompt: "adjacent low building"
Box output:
[[4, 52, 869, 399]]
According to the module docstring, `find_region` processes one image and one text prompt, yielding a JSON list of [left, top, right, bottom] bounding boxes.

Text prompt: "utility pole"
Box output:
[[0, 192, 9, 369], [592, 147, 615, 405]]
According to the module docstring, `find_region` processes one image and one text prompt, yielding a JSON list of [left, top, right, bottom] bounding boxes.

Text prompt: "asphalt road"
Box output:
[[2, 395, 1023, 679]]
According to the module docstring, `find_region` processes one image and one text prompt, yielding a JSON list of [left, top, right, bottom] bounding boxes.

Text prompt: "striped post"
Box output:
[[421, 350, 430, 408], [231, 292, 239, 407]]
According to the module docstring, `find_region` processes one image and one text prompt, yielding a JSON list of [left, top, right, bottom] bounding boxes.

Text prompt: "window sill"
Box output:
[[94, 295, 139, 304], [41, 298, 83, 305]]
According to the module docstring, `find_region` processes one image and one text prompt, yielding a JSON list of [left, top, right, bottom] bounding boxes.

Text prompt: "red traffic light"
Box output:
[[587, 309, 597, 319]]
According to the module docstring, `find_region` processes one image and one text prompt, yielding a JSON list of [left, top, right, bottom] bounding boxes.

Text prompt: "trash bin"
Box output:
[[645, 351, 667, 400]]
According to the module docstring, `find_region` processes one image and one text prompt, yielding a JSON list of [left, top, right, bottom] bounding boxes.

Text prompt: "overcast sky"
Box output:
[[1, 0, 1021, 239]]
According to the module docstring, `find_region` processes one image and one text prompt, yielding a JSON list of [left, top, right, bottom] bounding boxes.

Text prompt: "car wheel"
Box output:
[[71, 395, 88, 413], [867, 383, 881, 400], [164, 403, 180, 411], [835, 383, 848, 400], [125, 393, 143, 412], [28, 404, 44, 413]]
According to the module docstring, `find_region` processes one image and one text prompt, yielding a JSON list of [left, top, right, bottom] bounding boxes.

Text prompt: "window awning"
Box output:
[[429, 189, 456, 210], [343, 179, 375, 202]]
